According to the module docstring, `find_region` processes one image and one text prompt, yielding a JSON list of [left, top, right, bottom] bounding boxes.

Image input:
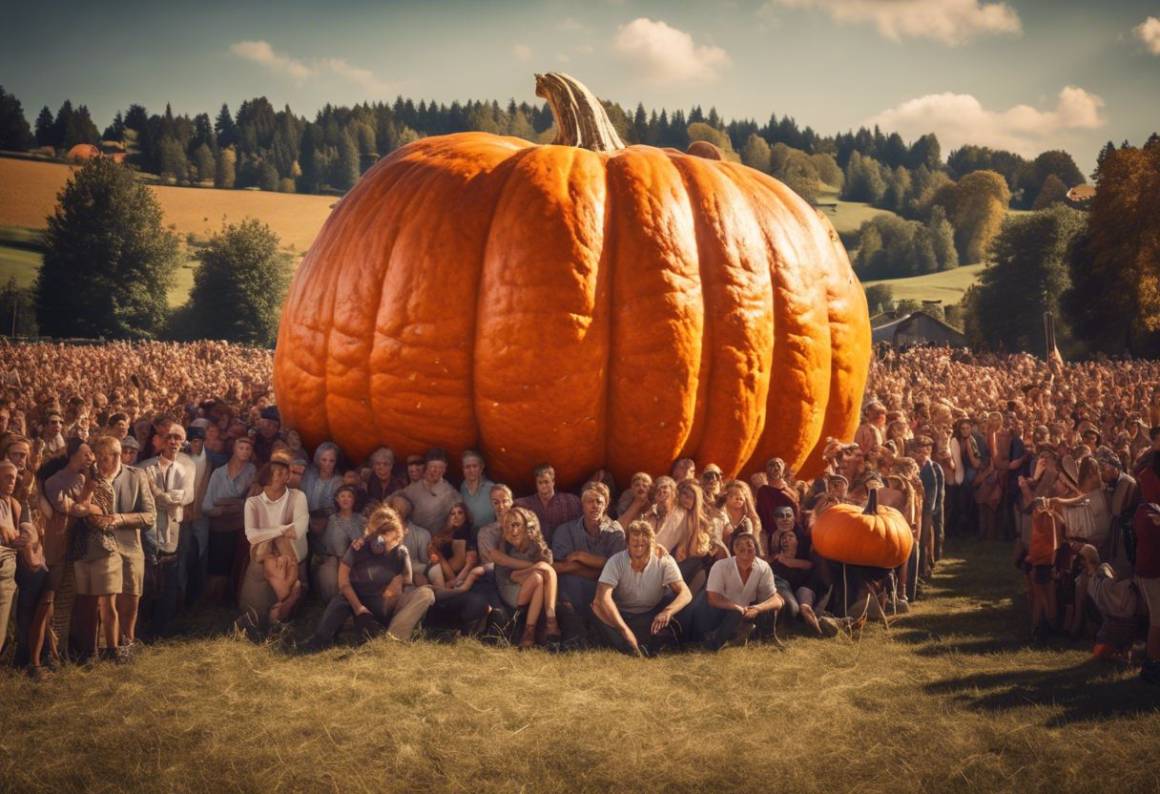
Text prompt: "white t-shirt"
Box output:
[[244, 488, 309, 560], [706, 556, 776, 607], [598, 550, 683, 614]]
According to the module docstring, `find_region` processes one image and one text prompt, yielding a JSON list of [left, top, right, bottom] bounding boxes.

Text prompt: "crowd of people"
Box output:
[[0, 341, 1157, 686]]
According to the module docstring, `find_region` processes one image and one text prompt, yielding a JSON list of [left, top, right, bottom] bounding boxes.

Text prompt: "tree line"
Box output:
[[962, 135, 1160, 357], [0, 84, 1084, 209]]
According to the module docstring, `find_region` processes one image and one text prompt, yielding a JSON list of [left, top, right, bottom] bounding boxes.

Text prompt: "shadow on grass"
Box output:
[[924, 659, 1158, 726], [903, 539, 1159, 726], [892, 537, 1030, 655]]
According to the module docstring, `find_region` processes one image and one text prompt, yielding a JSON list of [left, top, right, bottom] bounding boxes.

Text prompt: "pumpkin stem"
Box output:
[[864, 488, 879, 515], [534, 73, 626, 153]]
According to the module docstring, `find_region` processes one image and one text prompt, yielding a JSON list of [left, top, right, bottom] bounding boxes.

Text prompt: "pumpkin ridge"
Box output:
[[338, 149, 445, 452], [370, 138, 530, 459], [731, 164, 832, 475], [603, 148, 702, 484], [799, 210, 869, 477], [476, 143, 609, 485], [470, 144, 547, 467], [676, 155, 775, 475], [311, 166, 394, 447], [598, 148, 622, 478], [712, 163, 778, 475], [666, 152, 716, 469], [288, 137, 462, 450], [337, 147, 459, 452]]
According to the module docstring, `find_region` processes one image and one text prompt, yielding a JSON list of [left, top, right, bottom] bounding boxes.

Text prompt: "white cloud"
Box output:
[[318, 58, 391, 94], [1135, 16, 1160, 55], [557, 17, 585, 31], [613, 18, 731, 83], [773, 0, 1021, 46], [230, 40, 392, 94], [755, 1, 782, 30], [230, 40, 313, 79], [865, 86, 1106, 158], [512, 43, 534, 62]]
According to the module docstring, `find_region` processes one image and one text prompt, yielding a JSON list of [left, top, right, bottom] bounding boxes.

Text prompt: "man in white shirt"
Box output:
[[139, 421, 196, 637], [690, 531, 783, 650], [593, 520, 691, 656]]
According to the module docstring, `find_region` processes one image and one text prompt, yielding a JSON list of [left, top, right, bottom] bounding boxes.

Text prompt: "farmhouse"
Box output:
[[1066, 184, 1096, 207], [871, 310, 967, 347], [65, 143, 100, 161]]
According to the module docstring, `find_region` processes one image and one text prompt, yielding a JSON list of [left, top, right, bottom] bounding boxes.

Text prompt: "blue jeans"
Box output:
[[558, 573, 598, 618], [688, 590, 774, 651], [182, 517, 210, 606]]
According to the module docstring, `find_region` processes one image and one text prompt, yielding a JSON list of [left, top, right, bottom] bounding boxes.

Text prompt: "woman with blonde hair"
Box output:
[[302, 504, 434, 650], [718, 479, 761, 553], [494, 506, 559, 648], [659, 480, 715, 592]]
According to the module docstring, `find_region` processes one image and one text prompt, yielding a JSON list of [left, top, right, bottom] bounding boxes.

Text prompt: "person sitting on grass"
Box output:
[[427, 502, 484, 597], [303, 505, 434, 650], [243, 454, 308, 624], [311, 485, 364, 603], [494, 506, 560, 649], [770, 529, 823, 635], [592, 520, 691, 657], [387, 493, 433, 585], [551, 482, 625, 627], [688, 532, 783, 651]]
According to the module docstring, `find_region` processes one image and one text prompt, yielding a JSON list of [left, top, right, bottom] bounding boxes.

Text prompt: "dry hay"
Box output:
[[1, 539, 1158, 792]]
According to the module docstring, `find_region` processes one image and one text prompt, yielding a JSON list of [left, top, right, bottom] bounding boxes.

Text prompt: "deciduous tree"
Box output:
[[36, 159, 179, 338]]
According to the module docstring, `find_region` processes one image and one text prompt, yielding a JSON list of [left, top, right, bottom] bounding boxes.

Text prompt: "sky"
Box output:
[[3, 0, 1159, 173]]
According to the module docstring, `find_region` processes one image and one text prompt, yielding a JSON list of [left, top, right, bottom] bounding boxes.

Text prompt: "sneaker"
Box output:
[[725, 621, 756, 649], [817, 616, 841, 638], [896, 598, 911, 615]]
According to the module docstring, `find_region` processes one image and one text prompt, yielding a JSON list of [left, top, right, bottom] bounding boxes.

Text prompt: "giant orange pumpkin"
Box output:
[[812, 490, 913, 569], [273, 73, 870, 490]]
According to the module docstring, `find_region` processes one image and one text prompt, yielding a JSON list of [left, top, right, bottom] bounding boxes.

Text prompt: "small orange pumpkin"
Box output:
[[273, 73, 870, 490], [811, 489, 913, 569]]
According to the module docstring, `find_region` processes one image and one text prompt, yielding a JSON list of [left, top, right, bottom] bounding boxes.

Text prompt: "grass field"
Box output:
[[819, 198, 897, 236], [1, 538, 1155, 793], [863, 263, 988, 306], [0, 243, 41, 287], [0, 157, 334, 252], [0, 237, 198, 309]]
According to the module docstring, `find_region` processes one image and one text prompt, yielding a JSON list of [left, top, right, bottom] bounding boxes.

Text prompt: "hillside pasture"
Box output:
[[0, 243, 41, 288], [863, 263, 988, 306], [0, 157, 334, 252]]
